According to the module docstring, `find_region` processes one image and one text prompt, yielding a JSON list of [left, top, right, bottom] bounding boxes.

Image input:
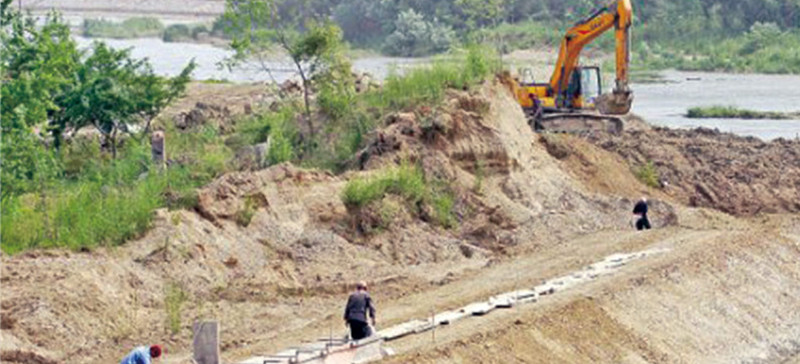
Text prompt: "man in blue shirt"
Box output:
[[120, 345, 162, 364]]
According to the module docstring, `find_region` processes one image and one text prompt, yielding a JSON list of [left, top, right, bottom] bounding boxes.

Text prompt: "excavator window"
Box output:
[[519, 68, 536, 86], [580, 67, 602, 101]]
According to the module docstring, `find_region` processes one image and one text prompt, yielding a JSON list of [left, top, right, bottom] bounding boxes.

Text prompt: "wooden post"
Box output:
[[193, 321, 220, 364], [151, 131, 166, 169]]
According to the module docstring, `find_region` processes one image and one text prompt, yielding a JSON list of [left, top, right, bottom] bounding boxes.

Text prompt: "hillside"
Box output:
[[2, 80, 799, 364]]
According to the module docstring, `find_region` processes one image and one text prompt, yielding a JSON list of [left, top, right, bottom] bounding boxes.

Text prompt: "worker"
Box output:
[[343, 281, 376, 341], [632, 197, 651, 231], [120, 345, 162, 364]]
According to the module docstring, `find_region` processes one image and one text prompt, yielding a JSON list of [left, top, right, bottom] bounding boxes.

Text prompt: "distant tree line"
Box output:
[[214, 0, 800, 57]]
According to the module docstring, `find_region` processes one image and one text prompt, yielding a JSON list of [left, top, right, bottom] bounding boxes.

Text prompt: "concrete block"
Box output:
[[434, 310, 470, 325], [462, 302, 496, 316], [193, 321, 220, 364], [378, 319, 430, 341]]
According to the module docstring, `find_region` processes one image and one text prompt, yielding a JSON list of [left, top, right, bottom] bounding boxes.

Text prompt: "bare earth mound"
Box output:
[[588, 126, 800, 216]]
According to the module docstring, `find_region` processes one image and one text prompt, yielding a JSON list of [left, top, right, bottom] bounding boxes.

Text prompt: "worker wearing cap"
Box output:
[[343, 281, 376, 341], [120, 345, 162, 364]]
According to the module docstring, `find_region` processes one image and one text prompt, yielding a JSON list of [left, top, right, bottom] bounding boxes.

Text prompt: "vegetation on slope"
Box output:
[[1, 0, 497, 253]]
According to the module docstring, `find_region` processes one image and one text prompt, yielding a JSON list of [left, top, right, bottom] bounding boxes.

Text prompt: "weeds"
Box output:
[[165, 282, 188, 335], [473, 159, 485, 194], [430, 186, 456, 228], [635, 161, 660, 189], [235, 197, 257, 227]]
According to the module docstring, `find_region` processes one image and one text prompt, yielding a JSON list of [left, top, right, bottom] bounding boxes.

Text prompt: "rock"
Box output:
[[233, 139, 271, 171]]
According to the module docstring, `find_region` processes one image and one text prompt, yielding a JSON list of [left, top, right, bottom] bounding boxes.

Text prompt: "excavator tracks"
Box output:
[[528, 112, 625, 135]]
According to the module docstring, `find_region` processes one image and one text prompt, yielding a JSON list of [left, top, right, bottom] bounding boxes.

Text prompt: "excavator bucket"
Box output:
[[596, 91, 633, 115]]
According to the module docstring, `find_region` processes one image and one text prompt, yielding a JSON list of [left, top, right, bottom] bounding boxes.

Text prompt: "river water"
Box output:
[[75, 36, 800, 141]]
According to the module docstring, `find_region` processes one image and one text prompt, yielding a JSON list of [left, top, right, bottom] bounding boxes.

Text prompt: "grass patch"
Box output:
[[342, 161, 457, 229], [83, 17, 165, 39], [342, 162, 425, 208], [635, 161, 660, 189], [687, 106, 798, 120]]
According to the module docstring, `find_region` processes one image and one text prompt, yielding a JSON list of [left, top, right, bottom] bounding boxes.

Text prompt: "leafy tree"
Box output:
[[1, 0, 77, 196], [54, 43, 195, 159], [1, 0, 80, 131], [383, 9, 456, 57], [222, 0, 350, 140]]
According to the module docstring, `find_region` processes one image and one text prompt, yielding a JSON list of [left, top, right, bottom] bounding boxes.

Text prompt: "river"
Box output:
[[75, 36, 800, 141]]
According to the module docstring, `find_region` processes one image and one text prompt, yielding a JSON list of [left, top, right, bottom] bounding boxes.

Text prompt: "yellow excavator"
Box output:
[[511, 0, 633, 133]]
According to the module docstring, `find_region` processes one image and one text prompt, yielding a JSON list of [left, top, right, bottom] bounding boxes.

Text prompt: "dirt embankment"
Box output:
[[1, 80, 798, 364], [587, 126, 800, 216]]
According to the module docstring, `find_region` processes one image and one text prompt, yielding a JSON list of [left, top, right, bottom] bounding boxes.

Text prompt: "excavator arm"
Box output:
[[550, 0, 633, 114]]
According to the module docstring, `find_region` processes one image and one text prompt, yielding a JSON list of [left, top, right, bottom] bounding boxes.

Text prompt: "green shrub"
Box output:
[[83, 17, 164, 38], [163, 24, 191, 42], [163, 23, 211, 42], [430, 187, 456, 228], [635, 161, 660, 189], [234, 197, 256, 227]]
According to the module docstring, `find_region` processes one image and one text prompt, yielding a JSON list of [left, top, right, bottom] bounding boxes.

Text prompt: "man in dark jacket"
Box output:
[[633, 197, 651, 231], [344, 281, 376, 341]]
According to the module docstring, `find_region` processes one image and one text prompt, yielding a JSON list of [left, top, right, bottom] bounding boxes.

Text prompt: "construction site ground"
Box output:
[[2, 80, 799, 364]]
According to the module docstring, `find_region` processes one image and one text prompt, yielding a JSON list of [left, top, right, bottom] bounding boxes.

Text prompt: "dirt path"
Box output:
[[380, 215, 800, 363], [229, 223, 726, 361]]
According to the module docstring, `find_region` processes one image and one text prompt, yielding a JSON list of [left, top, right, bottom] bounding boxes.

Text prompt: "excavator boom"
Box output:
[[511, 0, 634, 134], [550, 0, 632, 112]]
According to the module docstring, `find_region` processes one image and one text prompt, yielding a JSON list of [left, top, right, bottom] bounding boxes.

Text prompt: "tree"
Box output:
[[1, 0, 78, 196], [54, 43, 195, 159], [383, 9, 455, 57], [221, 0, 350, 141]]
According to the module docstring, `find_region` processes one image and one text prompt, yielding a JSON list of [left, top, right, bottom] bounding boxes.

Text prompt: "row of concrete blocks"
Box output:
[[375, 249, 666, 341], [239, 249, 666, 364]]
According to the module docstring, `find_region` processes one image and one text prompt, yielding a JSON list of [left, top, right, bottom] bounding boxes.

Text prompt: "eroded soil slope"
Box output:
[[1, 80, 797, 364]]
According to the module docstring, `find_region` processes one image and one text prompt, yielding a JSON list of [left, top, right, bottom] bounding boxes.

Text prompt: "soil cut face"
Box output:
[[587, 125, 800, 216]]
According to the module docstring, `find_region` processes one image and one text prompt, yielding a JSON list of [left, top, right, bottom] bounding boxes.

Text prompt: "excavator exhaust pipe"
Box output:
[[596, 91, 633, 115]]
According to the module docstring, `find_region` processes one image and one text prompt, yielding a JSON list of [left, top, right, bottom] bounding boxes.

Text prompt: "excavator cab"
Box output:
[[564, 66, 602, 109]]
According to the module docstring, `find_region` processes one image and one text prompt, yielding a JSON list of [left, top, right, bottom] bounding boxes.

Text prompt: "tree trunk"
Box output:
[[110, 126, 118, 160], [295, 59, 315, 138]]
